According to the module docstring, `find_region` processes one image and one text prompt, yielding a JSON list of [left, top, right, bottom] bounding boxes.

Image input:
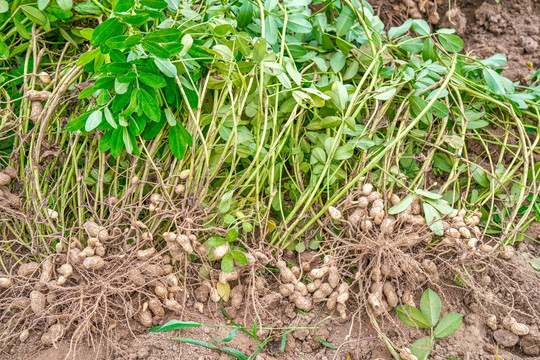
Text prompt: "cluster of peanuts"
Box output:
[[146, 169, 191, 212], [0, 166, 20, 209], [440, 209, 482, 249], [0, 256, 69, 345], [362, 257, 440, 317], [331, 184, 426, 247], [486, 314, 530, 336], [132, 248, 183, 328], [277, 255, 350, 320]]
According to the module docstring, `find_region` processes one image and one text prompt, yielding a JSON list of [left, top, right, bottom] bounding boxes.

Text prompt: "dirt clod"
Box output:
[[494, 329, 520, 347]]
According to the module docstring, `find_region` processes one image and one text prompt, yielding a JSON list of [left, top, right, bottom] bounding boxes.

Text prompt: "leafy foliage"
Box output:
[[395, 288, 463, 359]]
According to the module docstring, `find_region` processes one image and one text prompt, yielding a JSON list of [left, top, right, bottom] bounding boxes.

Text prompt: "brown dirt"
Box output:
[[374, 0, 540, 81], [440, 0, 540, 82]]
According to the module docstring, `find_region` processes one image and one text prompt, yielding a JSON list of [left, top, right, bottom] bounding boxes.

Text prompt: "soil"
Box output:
[[439, 0, 540, 82], [374, 0, 540, 81]]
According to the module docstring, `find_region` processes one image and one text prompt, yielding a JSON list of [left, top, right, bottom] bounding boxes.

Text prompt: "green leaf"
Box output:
[[149, 320, 202, 332], [330, 52, 346, 73], [231, 251, 247, 265], [56, 0, 72, 11], [336, 6, 353, 37], [110, 127, 124, 156], [471, 165, 489, 187], [138, 72, 167, 88], [438, 33, 463, 52], [212, 327, 240, 342], [115, 0, 134, 12], [38, 0, 51, 10], [264, 15, 278, 45], [316, 337, 337, 349], [425, 198, 454, 215], [85, 110, 103, 132], [124, 34, 143, 47], [388, 194, 414, 215], [434, 313, 463, 338], [66, 111, 92, 132], [139, 88, 160, 121], [373, 86, 396, 100], [220, 347, 248, 360], [288, 14, 312, 33], [410, 337, 433, 360], [409, 95, 432, 124], [286, 61, 302, 86], [423, 202, 444, 236], [395, 305, 431, 329], [154, 58, 177, 77], [205, 236, 226, 247], [140, 0, 167, 9], [169, 124, 188, 159], [411, 19, 430, 36], [164, 108, 176, 126], [419, 289, 441, 327], [144, 28, 182, 43], [221, 252, 234, 273], [416, 189, 442, 199], [281, 330, 287, 353], [388, 19, 412, 39], [483, 68, 513, 95], [103, 107, 117, 129], [236, 0, 253, 28], [91, 18, 124, 47], [226, 228, 238, 242], [174, 337, 218, 349], [123, 127, 133, 154], [142, 41, 170, 58], [529, 258, 540, 271], [331, 81, 348, 111], [422, 37, 437, 62], [21, 6, 48, 26]]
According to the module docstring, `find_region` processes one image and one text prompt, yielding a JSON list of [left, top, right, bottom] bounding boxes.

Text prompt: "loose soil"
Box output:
[[374, 0, 540, 81], [2, 1, 540, 359]]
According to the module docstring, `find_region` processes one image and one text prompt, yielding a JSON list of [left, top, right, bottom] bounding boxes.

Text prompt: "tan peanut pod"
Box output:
[[295, 281, 308, 296], [402, 289, 415, 307], [361, 219, 373, 231], [381, 262, 402, 278], [307, 279, 322, 293], [138, 310, 153, 327], [328, 266, 339, 288], [79, 247, 95, 258], [383, 282, 398, 307], [326, 291, 338, 310], [486, 315, 497, 330], [313, 283, 333, 302], [176, 234, 194, 254], [348, 209, 364, 226], [510, 322, 529, 336], [358, 196, 369, 208], [148, 297, 165, 317], [368, 293, 383, 316], [137, 248, 156, 260], [328, 206, 342, 220], [362, 183, 373, 196], [367, 192, 382, 203], [310, 266, 329, 279], [279, 283, 295, 297], [372, 267, 382, 281]]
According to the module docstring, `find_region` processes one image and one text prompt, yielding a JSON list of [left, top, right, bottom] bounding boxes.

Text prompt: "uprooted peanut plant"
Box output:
[[1, 0, 539, 358]]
